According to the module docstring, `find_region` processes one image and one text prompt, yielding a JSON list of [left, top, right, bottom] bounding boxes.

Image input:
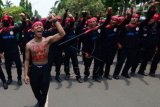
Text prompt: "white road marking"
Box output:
[[45, 92, 49, 107]]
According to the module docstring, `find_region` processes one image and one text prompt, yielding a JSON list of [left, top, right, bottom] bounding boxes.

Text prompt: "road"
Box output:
[[0, 58, 160, 107]]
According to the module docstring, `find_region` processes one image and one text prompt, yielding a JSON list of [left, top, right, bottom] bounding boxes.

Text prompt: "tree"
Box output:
[[34, 9, 41, 19], [28, 2, 33, 16], [19, 0, 33, 17], [19, 0, 25, 7], [5, 0, 13, 8], [51, 0, 105, 16], [3, 6, 25, 22], [0, 0, 3, 17]]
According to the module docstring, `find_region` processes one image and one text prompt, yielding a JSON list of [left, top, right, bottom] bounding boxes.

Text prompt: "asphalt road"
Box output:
[[0, 58, 160, 107]]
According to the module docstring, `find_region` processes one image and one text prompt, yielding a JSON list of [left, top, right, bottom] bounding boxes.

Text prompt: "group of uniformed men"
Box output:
[[0, 1, 160, 91]]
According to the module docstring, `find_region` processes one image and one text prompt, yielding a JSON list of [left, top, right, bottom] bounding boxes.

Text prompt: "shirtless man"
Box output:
[[24, 16, 65, 107]]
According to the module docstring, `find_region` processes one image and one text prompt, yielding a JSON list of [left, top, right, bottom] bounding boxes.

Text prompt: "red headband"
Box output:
[[111, 16, 119, 22], [132, 14, 140, 19], [152, 14, 159, 21], [2, 15, 10, 21], [91, 17, 97, 22], [32, 21, 43, 28]]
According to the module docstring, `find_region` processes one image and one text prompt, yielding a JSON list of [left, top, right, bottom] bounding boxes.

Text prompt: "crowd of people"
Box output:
[[0, 1, 160, 107]]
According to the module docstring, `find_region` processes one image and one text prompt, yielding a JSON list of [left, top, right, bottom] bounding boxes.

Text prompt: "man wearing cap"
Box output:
[[24, 16, 65, 107]]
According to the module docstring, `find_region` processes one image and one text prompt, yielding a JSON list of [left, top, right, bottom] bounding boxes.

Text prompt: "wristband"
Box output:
[[52, 19, 58, 24]]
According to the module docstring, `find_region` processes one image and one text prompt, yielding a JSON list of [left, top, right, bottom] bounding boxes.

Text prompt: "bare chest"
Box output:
[[30, 42, 49, 61]]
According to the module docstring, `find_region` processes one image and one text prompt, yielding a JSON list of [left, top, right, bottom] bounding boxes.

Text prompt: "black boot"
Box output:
[[3, 82, 8, 90], [103, 74, 112, 80], [113, 75, 120, 80], [84, 75, 89, 82], [92, 76, 101, 82], [7, 78, 12, 85], [76, 76, 83, 83], [55, 76, 62, 83], [17, 79, 22, 86]]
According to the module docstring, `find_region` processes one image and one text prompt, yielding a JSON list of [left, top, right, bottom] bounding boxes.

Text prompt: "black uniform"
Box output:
[[130, 7, 157, 75], [149, 22, 160, 76], [0, 25, 24, 84], [82, 27, 101, 80], [113, 24, 139, 78]]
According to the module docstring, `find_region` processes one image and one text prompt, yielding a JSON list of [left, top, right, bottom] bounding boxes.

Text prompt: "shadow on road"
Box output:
[[120, 77, 131, 86], [8, 80, 21, 90], [102, 79, 109, 90], [133, 75, 149, 85]]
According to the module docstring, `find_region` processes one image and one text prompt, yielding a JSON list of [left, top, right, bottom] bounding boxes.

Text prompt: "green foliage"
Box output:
[[19, 0, 33, 17], [4, 0, 13, 8], [19, 0, 25, 7], [0, 0, 3, 17], [3, 6, 25, 22], [51, 0, 105, 16], [34, 9, 41, 19]]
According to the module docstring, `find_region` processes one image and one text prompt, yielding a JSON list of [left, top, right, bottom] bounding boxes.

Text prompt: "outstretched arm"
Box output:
[[47, 17, 66, 44]]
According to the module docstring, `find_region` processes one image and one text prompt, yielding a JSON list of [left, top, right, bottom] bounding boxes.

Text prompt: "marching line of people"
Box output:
[[0, 1, 160, 107]]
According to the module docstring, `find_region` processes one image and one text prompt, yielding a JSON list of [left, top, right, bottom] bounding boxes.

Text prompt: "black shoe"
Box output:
[[98, 76, 103, 80], [18, 80, 22, 86], [55, 76, 62, 83], [93, 77, 101, 82], [149, 73, 156, 77], [84, 76, 89, 82], [121, 74, 131, 79], [65, 75, 70, 80], [138, 72, 148, 76], [130, 72, 136, 77], [113, 75, 119, 80], [7, 79, 12, 85], [103, 75, 112, 80], [3, 82, 8, 90], [76, 77, 83, 83]]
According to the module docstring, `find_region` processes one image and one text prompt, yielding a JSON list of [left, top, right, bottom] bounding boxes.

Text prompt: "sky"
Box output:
[[2, 0, 57, 17]]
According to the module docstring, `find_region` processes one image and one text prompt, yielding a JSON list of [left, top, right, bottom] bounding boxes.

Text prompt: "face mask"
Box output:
[[3, 20, 10, 27]]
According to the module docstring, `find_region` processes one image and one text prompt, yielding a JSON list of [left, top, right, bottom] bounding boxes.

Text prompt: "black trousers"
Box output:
[[29, 64, 50, 107], [131, 46, 155, 74], [64, 48, 81, 78], [99, 47, 117, 76], [48, 45, 63, 76], [113, 48, 137, 76], [138, 47, 155, 73], [0, 66, 6, 83], [83, 52, 100, 77], [4, 52, 22, 80], [150, 50, 160, 74]]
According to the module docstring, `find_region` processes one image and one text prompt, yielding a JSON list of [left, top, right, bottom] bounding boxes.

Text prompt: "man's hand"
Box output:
[[84, 52, 90, 58], [48, 14, 57, 22], [19, 13, 25, 17], [0, 53, 4, 59], [68, 13, 73, 18], [154, 1, 160, 7], [65, 9, 69, 13], [24, 75, 30, 85], [117, 43, 123, 49], [107, 7, 112, 15]]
